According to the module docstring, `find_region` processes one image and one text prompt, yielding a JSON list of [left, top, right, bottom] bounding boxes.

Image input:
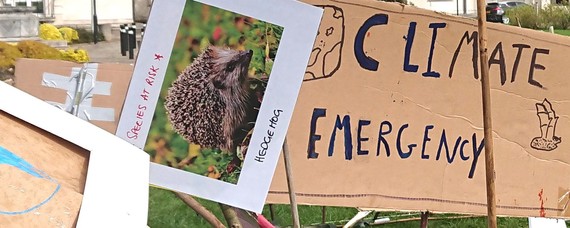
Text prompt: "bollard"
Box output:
[[128, 28, 135, 60], [139, 23, 146, 47], [120, 24, 127, 56], [131, 23, 138, 49], [141, 23, 146, 37]]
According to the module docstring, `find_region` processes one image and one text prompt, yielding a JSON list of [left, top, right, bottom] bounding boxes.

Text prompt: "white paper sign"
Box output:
[[116, 0, 322, 212], [529, 217, 567, 228]]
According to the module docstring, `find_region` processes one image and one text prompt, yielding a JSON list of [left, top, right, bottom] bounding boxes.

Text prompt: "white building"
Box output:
[[1, 0, 133, 26]]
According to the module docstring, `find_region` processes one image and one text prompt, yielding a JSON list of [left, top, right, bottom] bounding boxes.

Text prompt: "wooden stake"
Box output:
[[282, 138, 301, 228], [420, 211, 429, 228], [269, 204, 275, 221], [220, 203, 242, 228], [174, 192, 226, 228], [322, 206, 327, 224], [475, 0, 498, 227]]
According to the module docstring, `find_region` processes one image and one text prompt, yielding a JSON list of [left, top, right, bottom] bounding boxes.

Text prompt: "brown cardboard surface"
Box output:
[[0, 110, 88, 226], [14, 58, 133, 134], [267, 0, 570, 218]]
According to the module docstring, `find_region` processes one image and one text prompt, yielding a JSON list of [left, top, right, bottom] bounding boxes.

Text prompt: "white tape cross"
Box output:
[[41, 63, 115, 122]]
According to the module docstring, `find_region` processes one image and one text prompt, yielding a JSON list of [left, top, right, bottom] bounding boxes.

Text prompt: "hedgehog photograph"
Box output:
[[165, 46, 253, 154], [144, 0, 283, 184]]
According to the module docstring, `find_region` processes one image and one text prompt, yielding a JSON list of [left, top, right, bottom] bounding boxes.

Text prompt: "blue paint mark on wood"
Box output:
[[0, 146, 61, 215]]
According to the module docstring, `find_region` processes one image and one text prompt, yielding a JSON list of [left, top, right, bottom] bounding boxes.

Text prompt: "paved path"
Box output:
[[69, 39, 138, 64]]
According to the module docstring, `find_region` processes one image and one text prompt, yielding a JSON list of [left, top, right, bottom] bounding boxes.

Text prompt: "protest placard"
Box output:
[[267, 0, 570, 219], [116, 0, 322, 212], [15, 58, 133, 134], [0, 81, 149, 226]]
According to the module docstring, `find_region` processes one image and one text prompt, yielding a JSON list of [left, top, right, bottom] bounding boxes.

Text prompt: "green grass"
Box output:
[[148, 187, 558, 227], [375, 216, 528, 228], [148, 187, 357, 227], [148, 188, 228, 227], [262, 204, 357, 227], [552, 29, 570, 36], [541, 29, 570, 36]]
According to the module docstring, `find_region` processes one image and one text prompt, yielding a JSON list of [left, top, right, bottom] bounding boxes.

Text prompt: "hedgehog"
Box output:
[[165, 46, 253, 153]]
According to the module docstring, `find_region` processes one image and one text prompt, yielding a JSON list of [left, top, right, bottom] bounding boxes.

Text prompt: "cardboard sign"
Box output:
[[267, 0, 570, 219], [115, 0, 322, 212], [0, 82, 150, 227], [0, 111, 87, 227], [14, 58, 133, 134]]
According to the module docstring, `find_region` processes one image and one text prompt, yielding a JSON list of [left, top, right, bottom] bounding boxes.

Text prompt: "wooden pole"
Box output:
[[174, 192, 226, 228], [322, 206, 326, 224], [475, 0, 498, 227], [420, 211, 429, 228], [219, 203, 242, 228], [282, 138, 301, 228], [269, 204, 275, 221]]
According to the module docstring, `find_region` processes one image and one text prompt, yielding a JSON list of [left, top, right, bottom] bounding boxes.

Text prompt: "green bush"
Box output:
[[0, 42, 23, 70], [506, 5, 541, 29], [75, 27, 105, 43], [507, 4, 570, 30], [16, 40, 62, 60], [540, 5, 570, 29]]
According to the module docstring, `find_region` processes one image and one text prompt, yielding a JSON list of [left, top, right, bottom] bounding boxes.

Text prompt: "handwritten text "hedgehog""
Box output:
[[255, 109, 284, 163]]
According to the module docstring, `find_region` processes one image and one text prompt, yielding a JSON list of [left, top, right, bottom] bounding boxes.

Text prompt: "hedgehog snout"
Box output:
[[239, 50, 253, 63]]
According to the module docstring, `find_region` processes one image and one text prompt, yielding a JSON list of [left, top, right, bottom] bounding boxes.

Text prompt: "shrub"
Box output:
[[75, 27, 105, 43], [506, 5, 541, 29], [60, 48, 90, 63], [16, 40, 62, 60], [58, 27, 80, 43], [540, 5, 570, 29], [39, 23, 63, 40], [0, 42, 23, 70], [39, 24, 101, 44], [507, 4, 570, 30]]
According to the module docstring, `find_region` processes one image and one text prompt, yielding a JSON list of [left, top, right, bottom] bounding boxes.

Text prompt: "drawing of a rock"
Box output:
[[304, 5, 344, 81], [531, 99, 562, 151]]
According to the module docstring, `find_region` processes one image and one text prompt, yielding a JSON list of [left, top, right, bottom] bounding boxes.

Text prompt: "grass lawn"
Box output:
[[542, 29, 570, 36], [148, 187, 558, 227], [553, 29, 570, 36]]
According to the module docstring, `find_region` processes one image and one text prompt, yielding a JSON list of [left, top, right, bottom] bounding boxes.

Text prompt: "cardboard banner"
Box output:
[[14, 58, 133, 134], [267, 0, 570, 219], [0, 111, 87, 227]]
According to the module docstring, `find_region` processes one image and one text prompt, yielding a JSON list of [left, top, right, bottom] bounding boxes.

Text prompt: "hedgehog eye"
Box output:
[[227, 64, 235, 72]]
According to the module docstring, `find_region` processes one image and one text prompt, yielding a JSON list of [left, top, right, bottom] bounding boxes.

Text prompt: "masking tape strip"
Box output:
[[41, 63, 115, 122]]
